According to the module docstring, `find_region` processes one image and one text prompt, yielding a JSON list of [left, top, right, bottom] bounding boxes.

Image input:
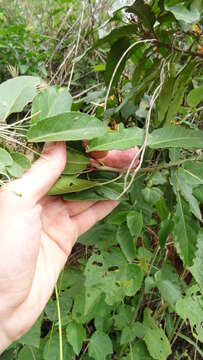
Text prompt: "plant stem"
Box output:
[[55, 285, 63, 360]]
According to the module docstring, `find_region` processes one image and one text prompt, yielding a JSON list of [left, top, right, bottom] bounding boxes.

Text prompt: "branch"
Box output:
[[156, 41, 203, 59], [117, 59, 167, 199]]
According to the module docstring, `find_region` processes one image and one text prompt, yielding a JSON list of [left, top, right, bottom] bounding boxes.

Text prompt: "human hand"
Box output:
[[0, 142, 119, 353], [83, 140, 140, 170]]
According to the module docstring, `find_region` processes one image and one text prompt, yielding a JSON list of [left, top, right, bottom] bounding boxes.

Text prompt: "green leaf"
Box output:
[[88, 127, 144, 151], [190, 230, 203, 290], [85, 250, 142, 307], [143, 309, 171, 360], [157, 77, 176, 125], [178, 171, 202, 220], [117, 223, 136, 262], [7, 152, 31, 178], [18, 346, 39, 360], [187, 86, 203, 107], [63, 148, 89, 175], [11, 152, 31, 169], [0, 148, 13, 168], [165, 3, 200, 24], [88, 331, 113, 360], [105, 37, 131, 88], [19, 316, 42, 348], [114, 304, 134, 330], [127, 0, 156, 29], [180, 161, 203, 186], [43, 334, 73, 360], [0, 76, 40, 121], [193, 185, 203, 203], [158, 219, 174, 249], [48, 176, 98, 195], [66, 321, 86, 355], [94, 25, 137, 48], [121, 326, 135, 345], [45, 295, 72, 322], [64, 189, 105, 201], [155, 263, 182, 307], [31, 86, 72, 124], [127, 211, 143, 240], [164, 61, 196, 125], [142, 187, 163, 204], [174, 193, 199, 267], [149, 126, 203, 149], [129, 340, 153, 360], [176, 285, 203, 342], [109, 0, 135, 16], [89, 126, 203, 152], [28, 112, 108, 142]]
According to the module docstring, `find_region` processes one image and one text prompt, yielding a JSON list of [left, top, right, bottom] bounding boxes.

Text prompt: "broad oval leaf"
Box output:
[[88, 127, 144, 151], [0, 148, 13, 167], [187, 86, 203, 107], [31, 85, 72, 124], [116, 223, 136, 262], [155, 263, 182, 307], [176, 285, 203, 342], [43, 334, 73, 360], [180, 161, 203, 186], [149, 126, 203, 149], [165, 4, 200, 24], [88, 331, 113, 360], [143, 308, 171, 360], [7, 152, 31, 178], [18, 346, 39, 360], [48, 175, 99, 195], [0, 76, 40, 122], [28, 112, 108, 142], [63, 148, 89, 175], [66, 321, 86, 355]]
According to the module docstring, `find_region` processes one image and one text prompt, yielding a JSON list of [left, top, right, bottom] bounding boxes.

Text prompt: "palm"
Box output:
[[0, 189, 117, 344], [0, 143, 119, 350]]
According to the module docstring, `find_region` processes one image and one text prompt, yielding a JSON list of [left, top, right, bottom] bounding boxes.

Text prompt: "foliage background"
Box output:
[[0, 0, 203, 359]]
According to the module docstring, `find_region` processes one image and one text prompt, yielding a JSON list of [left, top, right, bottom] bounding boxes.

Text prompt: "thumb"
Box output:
[[7, 142, 66, 204]]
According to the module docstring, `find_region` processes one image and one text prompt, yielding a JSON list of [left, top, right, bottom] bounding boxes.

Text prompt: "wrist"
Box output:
[[0, 327, 11, 355]]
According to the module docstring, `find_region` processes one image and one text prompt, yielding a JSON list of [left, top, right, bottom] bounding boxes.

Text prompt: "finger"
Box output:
[[42, 197, 96, 216], [73, 200, 119, 236], [6, 142, 67, 204], [64, 200, 95, 216]]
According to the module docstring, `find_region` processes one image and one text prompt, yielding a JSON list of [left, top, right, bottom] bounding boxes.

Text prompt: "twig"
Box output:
[[73, 83, 104, 99], [104, 39, 156, 111], [68, 1, 85, 91], [156, 41, 203, 59], [172, 319, 185, 346], [117, 60, 167, 199], [49, 45, 76, 85]]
